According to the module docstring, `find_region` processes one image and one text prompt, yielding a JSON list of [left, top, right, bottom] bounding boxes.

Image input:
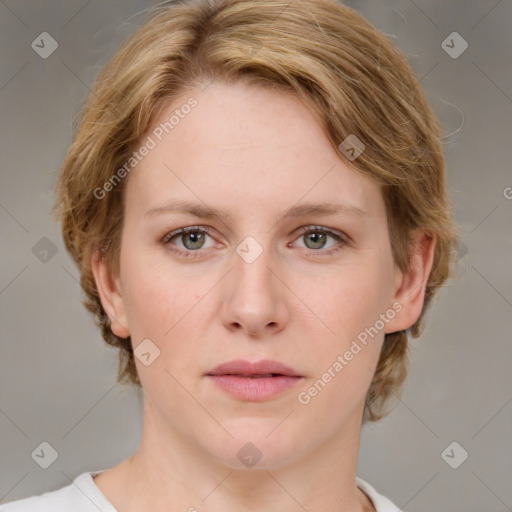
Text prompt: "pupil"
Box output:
[[307, 232, 325, 249], [185, 232, 204, 249]]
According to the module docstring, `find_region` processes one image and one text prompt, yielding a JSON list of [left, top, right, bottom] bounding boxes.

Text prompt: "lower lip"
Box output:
[[206, 375, 303, 401]]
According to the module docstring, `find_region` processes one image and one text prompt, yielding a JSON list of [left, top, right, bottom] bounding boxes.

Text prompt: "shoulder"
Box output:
[[0, 471, 117, 512], [356, 476, 403, 512]]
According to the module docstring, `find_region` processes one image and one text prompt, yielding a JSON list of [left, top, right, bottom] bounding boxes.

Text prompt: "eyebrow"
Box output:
[[144, 199, 368, 220]]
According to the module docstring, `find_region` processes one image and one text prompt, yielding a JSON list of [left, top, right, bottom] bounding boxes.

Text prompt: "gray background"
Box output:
[[1, 1, 511, 510]]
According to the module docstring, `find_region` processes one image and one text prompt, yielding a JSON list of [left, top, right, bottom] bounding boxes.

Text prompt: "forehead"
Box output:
[[124, 82, 384, 221]]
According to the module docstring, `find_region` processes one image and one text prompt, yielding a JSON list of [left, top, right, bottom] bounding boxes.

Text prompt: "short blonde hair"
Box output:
[[52, 0, 459, 423]]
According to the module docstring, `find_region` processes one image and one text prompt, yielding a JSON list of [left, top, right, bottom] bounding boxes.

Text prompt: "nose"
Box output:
[[219, 242, 289, 337]]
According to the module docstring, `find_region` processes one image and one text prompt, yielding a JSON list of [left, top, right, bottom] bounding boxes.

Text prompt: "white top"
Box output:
[[0, 469, 402, 511]]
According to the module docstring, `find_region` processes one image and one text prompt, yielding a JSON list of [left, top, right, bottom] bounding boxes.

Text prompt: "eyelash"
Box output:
[[161, 225, 348, 259]]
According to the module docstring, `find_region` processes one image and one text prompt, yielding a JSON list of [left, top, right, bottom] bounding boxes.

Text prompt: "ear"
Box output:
[[385, 229, 436, 334], [91, 249, 130, 338]]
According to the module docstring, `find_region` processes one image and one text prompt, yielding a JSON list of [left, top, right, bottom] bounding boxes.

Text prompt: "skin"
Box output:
[[91, 81, 435, 512]]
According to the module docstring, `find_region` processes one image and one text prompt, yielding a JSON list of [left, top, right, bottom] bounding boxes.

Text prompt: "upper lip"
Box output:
[[206, 359, 302, 377]]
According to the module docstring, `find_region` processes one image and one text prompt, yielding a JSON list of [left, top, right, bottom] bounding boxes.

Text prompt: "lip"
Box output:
[[205, 359, 303, 401], [207, 359, 301, 377]]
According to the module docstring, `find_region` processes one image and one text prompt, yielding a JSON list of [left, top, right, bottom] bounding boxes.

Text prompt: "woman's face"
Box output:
[[99, 82, 413, 469]]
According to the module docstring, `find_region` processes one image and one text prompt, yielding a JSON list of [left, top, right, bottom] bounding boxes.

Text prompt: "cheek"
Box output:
[[294, 266, 390, 421], [122, 266, 209, 397], [293, 256, 393, 402], [300, 261, 393, 341], [120, 249, 204, 348]]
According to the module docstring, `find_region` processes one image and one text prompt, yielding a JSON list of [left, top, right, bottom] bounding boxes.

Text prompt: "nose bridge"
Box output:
[[233, 232, 278, 298], [221, 232, 287, 335]]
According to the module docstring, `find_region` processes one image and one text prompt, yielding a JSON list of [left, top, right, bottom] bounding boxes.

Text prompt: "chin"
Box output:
[[202, 417, 305, 470]]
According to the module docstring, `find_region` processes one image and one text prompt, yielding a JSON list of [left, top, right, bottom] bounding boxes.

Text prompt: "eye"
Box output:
[[162, 226, 215, 258], [162, 225, 348, 259], [291, 226, 347, 255]]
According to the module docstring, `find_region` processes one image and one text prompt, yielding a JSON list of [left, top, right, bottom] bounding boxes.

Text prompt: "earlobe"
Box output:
[[91, 249, 130, 338], [385, 229, 436, 334]]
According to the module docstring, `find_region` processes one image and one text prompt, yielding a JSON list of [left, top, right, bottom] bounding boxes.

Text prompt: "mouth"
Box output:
[[206, 359, 302, 378], [205, 359, 303, 401], [212, 373, 290, 378]]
